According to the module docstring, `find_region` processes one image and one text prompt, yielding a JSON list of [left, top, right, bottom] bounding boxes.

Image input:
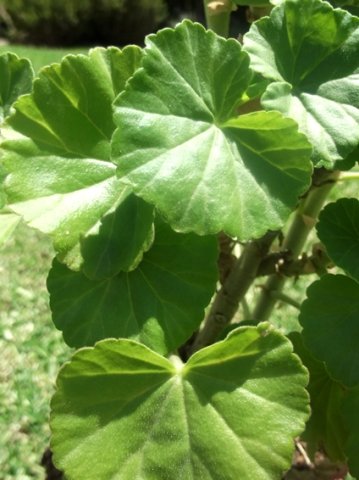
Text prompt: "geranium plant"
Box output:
[[1, 0, 359, 478]]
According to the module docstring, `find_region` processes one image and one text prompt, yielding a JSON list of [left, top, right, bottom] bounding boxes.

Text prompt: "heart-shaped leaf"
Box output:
[[299, 274, 359, 388], [290, 332, 348, 461], [0, 52, 34, 123], [113, 20, 312, 241], [50, 324, 309, 480], [244, 0, 359, 166], [317, 198, 359, 282], [2, 46, 152, 273], [47, 219, 218, 354]]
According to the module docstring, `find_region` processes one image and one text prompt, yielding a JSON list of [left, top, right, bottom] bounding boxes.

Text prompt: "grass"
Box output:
[[0, 224, 71, 479], [0, 44, 88, 72], [0, 44, 80, 480]]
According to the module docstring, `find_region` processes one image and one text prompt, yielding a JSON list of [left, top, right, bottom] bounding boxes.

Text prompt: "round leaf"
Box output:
[[0, 52, 34, 123], [300, 274, 359, 388], [51, 325, 309, 480], [113, 20, 312, 240], [2, 46, 153, 272], [47, 219, 218, 354], [244, 0, 359, 166], [317, 198, 359, 282]]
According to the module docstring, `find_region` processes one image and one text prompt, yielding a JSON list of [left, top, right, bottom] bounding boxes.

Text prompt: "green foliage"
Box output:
[[47, 218, 218, 354], [113, 21, 312, 240], [0, 0, 359, 478], [243, 0, 359, 167], [317, 198, 359, 282], [300, 274, 359, 388], [0, 0, 167, 46], [51, 326, 309, 479]]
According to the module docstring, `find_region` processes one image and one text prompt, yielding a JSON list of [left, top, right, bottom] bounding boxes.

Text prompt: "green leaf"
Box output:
[[47, 219, 218, 354], [342, 388, 359, 479], [335, 146, 358, 171], [289, 332, 348, 461], [2, 46, 152, 272], [299, 274, 359, 388], [0, 210, 21, 248], [0, 52, 34, 123], [50, 325, 309, 480], [244, 0, 359, 166], [113, 20, 312, 240], [317, 198, 359, 282], [80, 192, 155, 279]]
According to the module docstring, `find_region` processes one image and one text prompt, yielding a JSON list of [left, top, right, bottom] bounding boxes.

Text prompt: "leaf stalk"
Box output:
[[252, 168, 340, 323], [203, 0, 233, 37]]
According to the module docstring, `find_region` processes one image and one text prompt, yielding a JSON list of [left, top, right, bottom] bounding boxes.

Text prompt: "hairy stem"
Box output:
[[203, 0, 232, 37], [190, 231, 276, 354], [252, 169, 340, 323]]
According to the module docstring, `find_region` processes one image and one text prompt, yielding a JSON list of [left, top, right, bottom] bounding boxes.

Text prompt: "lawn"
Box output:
[[0, 44, 88, 72], [0, 44, 83, 480], [0, 43, 358, 480]]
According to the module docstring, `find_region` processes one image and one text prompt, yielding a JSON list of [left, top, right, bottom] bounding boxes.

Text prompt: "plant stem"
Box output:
[[203, 0, 232, 37], [267, 290, 301, 310], [252, 169, 340, 323], [338, 171, 359, 182], [190, 231, 276, 354]]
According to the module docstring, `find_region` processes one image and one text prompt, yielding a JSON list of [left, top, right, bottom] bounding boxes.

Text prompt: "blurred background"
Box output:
[[0, 0, 251, 47]]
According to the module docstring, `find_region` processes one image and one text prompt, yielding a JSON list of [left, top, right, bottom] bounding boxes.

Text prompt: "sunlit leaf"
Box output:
[[244, 0, 359, 166], [2, 46, 152, 272], [51, 325, 309, 479], [0, 52, 34, 123], [113, 20, 312, 240], [0, 209, 21, 248]]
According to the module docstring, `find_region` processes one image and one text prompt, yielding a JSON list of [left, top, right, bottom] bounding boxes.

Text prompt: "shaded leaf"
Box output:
[[342, 388, 359, 479], [244, 0, 359, 166], [2, 46, 152, 272], [290, 332, 348, 461], [50, 325, 309, 480], [299, 274, 359, 388], [47, 219, 218, 354], [317, 198, 359, 282], [113, 20, 312, 240]]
